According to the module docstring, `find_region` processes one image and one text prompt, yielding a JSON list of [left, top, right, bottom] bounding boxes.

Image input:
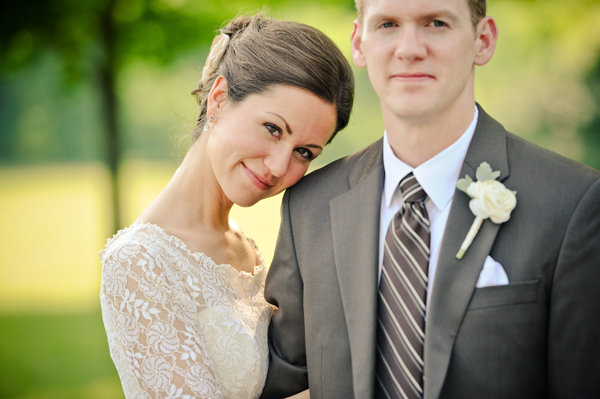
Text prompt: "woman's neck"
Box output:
[[137, 137, 232, 233]]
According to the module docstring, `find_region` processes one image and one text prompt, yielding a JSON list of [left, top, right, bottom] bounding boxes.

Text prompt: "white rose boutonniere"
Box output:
[[455, 162, 517, 260]]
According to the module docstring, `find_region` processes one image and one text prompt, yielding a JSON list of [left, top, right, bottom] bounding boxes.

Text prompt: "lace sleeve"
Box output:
[[100, 239, 221, 399]]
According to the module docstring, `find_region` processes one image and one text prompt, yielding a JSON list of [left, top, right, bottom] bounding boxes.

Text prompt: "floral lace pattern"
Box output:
[[100, 223, 272, 399]]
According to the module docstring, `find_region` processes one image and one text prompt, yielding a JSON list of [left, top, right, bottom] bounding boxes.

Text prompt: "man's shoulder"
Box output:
[[477, 106, 599, 187], [506, 131, 600, 186], [294, 138, 383, 190], [279, 138, 383, 211]]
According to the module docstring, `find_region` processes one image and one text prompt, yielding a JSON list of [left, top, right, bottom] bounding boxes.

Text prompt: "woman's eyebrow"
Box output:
[[266, 111, 293, 135]]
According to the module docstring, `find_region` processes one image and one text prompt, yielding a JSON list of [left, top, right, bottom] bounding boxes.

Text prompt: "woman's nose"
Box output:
[[264, 148, 292, 178]]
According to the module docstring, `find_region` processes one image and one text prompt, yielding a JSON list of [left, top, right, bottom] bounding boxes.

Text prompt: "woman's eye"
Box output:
[[295, 147, 315, 161], [265, 123, 282, 137]]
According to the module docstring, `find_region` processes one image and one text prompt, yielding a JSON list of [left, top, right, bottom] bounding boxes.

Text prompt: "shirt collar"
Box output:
[[383, 106, 479, 211]]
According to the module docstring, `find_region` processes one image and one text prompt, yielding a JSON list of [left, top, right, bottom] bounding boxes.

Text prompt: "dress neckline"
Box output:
[[125, 222, 265, 278]]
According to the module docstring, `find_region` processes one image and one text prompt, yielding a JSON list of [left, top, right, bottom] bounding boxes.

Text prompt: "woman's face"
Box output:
[[206, 80, 338, 207]]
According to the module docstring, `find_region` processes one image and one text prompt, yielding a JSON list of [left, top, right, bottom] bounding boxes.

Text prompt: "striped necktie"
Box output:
[[376, 172, 430, 399]]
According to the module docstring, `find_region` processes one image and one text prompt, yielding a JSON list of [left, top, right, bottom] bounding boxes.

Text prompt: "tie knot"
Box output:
[[400, 173, 427, 204]]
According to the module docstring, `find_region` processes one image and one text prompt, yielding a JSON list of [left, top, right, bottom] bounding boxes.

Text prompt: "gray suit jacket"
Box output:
[[261, 106, 600, 398]]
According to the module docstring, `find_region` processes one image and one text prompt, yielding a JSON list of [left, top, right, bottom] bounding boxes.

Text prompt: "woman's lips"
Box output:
[[242, 163, 273, 190]]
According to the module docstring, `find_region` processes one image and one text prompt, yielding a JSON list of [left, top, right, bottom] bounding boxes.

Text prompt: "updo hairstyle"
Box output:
[[191, 14, 354, 143]]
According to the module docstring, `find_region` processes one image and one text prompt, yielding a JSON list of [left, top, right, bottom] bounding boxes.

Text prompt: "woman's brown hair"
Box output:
[[191, 14, 354, 143]]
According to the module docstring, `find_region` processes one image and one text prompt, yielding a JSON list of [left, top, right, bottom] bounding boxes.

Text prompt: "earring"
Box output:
[[203, 114, 215, 131]]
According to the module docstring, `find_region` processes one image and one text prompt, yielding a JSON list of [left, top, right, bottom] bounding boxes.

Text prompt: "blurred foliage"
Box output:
[[580, 54, 600, 170], [0, 0, 285, 75], [474, 0, 600, 168]]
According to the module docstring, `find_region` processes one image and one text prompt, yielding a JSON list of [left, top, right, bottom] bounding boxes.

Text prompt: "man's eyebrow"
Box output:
[[267, 112, 293, 135], [423, 9, 460, 23]]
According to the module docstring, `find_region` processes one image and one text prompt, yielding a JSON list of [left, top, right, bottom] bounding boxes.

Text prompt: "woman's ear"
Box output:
[[474, 16, 498, 66], [206, 75, 229, 118]]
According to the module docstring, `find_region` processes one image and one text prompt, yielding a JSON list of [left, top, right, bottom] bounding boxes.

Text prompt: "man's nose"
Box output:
[[394, 26, 427, 62]]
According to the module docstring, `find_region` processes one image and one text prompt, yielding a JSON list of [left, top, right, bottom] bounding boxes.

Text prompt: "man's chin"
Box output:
[[384, 102, 434, 121]]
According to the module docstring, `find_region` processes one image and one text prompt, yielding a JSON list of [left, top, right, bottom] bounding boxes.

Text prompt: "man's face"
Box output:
[[351, 0, 491, 123]]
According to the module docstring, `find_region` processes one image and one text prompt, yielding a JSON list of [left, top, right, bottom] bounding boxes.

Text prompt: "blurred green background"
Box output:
[[1, 0, 599, 397]]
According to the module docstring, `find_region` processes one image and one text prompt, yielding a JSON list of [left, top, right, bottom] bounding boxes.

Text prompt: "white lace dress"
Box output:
[[100, 223, 273, 399]]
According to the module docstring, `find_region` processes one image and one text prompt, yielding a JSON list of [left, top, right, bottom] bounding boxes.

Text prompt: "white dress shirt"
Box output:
[[378, 106, 479, 304]]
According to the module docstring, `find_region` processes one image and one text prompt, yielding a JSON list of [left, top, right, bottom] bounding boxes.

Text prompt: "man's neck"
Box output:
[[383, 103, 476, 168]]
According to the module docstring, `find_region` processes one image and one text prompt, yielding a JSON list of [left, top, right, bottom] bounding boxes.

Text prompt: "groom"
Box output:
[[261, 0, 600, 397]]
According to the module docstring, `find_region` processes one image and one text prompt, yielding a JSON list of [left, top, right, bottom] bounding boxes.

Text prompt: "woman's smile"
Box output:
[[242, 162, 274, 191]]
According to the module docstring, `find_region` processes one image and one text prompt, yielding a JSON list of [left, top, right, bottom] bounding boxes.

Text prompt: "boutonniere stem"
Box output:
[[456, 216, 484, 260], [455, 162, 517, 260]]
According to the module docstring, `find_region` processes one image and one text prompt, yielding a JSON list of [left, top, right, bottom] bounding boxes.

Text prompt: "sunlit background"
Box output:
[[1, 0, 599, 397]]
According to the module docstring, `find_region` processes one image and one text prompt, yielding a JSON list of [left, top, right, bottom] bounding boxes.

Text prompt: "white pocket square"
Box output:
[[476, 256, 509, 288]]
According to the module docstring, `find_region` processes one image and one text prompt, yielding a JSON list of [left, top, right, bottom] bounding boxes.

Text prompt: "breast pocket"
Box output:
[[468, 279, 540, 310]]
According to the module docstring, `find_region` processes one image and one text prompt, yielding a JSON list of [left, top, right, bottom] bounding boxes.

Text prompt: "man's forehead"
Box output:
[[359, 0, 471, 16]]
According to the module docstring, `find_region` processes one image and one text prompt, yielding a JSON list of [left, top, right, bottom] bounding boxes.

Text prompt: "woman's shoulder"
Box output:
[[98, 222, 182, 269], [99, 223, 180, 304]]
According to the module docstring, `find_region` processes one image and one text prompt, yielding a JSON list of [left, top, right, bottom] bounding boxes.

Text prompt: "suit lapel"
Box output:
[[330, 141, 384, 399], [424, 107, 510, 399]]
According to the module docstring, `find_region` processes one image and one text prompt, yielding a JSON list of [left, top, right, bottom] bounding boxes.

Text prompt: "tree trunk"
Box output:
[[99, 0, 121, 233]]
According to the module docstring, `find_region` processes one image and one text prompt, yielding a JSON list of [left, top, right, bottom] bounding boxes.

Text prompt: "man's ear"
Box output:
[[206, 75, 228, 117], [474, 16, 498, 66], [351, 20, 367, 68]]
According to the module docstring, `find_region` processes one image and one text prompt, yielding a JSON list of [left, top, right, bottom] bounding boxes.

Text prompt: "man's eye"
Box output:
[[295, 147, 315, 161], [380, 21, 396, 29], [431, 20, 447, 28], [265, 123, 282, 137]]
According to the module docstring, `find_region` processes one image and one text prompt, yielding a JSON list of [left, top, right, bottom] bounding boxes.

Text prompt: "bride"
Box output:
[[99, 13, 354, 399]]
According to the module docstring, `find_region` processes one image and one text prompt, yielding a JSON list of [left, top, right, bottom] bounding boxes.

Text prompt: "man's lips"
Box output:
[[391, 73, 434, 80], [242, 163, 273, 190]]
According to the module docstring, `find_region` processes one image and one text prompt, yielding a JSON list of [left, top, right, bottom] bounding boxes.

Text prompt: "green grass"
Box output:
[[0, 311, 123, 399]]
